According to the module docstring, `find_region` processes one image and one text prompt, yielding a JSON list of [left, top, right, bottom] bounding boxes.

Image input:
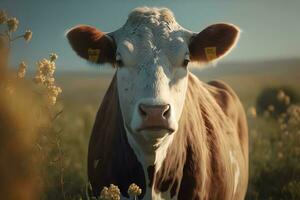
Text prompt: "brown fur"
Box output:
[[189, 23, 240, 63], [66, 25, 116, 64], [87, 75, 146, 198], [88, 73, 248, 200]]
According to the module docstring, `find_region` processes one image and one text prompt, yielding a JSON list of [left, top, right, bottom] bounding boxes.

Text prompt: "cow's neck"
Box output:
[[124, 125, 176, 169], [124, 125, 180, 199]]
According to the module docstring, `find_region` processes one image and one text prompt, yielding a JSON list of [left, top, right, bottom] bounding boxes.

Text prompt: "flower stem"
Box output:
[[9, 34, 24, 42]]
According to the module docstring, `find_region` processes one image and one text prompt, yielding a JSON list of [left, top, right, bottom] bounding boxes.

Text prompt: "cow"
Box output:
[[67, 7, 248, 200]]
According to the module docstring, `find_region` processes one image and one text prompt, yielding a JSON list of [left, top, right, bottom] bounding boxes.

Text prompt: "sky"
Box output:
[[1, 0, 300, 71]]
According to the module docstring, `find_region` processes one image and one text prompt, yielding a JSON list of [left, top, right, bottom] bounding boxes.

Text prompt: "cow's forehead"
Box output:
[[113, 7, 187, 45], [125, 7, 180, 31], [112, 7, 191, 62]]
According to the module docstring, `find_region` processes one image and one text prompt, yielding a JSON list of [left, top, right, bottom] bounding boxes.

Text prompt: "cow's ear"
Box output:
[[189, 23, 240, 63], [66, 25, 116, 65]]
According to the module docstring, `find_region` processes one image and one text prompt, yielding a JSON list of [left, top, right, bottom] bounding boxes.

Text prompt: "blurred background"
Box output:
[[0, 0, 299, 199]]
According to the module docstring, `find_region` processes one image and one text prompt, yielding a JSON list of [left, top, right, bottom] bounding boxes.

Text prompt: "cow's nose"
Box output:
[[139, 104, 170, 120], [137, 103, 174, 132]]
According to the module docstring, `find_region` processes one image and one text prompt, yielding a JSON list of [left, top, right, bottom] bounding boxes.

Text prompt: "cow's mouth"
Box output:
[[137, 126, 175, 133]]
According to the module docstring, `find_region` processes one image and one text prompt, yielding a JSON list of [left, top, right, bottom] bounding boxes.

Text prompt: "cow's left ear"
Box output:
[[189, 23, 240, 63]]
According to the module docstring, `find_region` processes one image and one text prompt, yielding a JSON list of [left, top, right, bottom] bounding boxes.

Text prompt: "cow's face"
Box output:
[[113, 10, 191, 142], [67, 7, 239, 147]]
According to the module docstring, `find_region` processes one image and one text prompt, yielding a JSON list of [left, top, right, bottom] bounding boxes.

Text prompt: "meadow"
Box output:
[[1, 9, 299, 199], [41, 59, 299, 200]]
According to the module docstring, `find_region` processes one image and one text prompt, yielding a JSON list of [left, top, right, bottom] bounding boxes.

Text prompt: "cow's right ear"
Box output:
[[66, 25, 116, 65]]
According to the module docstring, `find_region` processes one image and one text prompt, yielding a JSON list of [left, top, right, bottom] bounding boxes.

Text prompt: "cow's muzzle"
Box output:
[[137, 103, 174, 132]]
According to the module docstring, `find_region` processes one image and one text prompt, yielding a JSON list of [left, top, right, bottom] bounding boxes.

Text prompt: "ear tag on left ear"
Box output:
[[88, 48, 100, 63], [204, 47, 217, 61]]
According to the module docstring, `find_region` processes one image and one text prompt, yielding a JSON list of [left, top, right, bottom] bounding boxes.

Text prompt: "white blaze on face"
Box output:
[[113, 8, 190, 158]]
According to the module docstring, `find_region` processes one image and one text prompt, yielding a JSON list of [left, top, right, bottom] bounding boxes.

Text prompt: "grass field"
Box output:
[[39, 59, 299, 199], [2, 59, 299, 199]]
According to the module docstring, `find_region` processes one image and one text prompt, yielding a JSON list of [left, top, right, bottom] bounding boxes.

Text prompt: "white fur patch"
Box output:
[[154, 133, 175, 172], [229, 151, 240, 195]]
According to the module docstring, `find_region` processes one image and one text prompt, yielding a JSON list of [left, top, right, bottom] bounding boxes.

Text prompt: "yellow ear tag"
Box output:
[[204, 47, 217, 61], [88, 48, 100, 63]]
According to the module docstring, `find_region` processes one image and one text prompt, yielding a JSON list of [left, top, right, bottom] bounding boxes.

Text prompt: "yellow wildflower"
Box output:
[[0, 10, 7, 24], [37, 59, 55, 76], [49, 96, 57, 106], [44, 77, 55, 87], [17, 62, 27, 78], [19, 61, 27, 69], [7, 17, 19, 32], [23, 30, 32, 42], [33, 75, 45, 84], [100, 187, 110, 200], [99, 184, 121, 200], [50, 53, 58, 62], [128, 183, 142, 198], [33, 54, 61, 106], [56, 86, 62, 93], [277, 90, 285, 102], [17, 69, 26, 78]]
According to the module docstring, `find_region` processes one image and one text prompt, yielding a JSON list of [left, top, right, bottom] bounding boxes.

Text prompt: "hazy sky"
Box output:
[[1, 0, 300, 71]]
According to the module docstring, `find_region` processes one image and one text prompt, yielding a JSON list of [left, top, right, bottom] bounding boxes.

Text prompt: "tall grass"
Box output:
[[246, 90, 300, 200]]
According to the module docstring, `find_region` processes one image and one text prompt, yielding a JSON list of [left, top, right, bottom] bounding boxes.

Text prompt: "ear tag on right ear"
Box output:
[[88, 48, 100, 63], [204, 47, 217, 61]]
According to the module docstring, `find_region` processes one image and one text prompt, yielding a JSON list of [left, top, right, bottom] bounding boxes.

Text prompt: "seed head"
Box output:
[[19, 61, 27, 69], [128, 183, 142, 198], [0, 10, 7, 24], [7, 17, 19, 32], [50, 53, 58, 62], [99, 184, 121, 200], [17, 69, 26, 78], [33, 75, 45, 84], [24, 30, 33, 42], [48, 96, 57, 106], [17, 62, 27, 78]]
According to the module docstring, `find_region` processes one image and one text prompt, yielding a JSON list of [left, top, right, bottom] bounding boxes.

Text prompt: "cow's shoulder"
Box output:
[[206, 80, 248, 161], [206, 80, 240, 119]]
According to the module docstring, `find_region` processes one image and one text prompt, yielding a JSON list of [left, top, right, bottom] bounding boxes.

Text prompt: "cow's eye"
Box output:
[[115, 54, 124, 67], [182, 54, 190, 67]]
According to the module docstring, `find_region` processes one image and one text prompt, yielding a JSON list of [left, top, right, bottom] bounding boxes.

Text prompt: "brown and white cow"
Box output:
[[67, 7, 248, 200]]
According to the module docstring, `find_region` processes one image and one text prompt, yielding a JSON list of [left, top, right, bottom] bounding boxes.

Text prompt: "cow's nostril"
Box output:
[[162, 104, 170, 119], [139, 104, 148, 117]]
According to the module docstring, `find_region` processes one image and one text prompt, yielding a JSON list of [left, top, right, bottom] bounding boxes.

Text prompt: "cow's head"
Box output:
[[67, 7, 239, 153]]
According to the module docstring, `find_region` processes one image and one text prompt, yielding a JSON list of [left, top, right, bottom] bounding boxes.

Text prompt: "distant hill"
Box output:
[[192, 58, 300, 79]]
